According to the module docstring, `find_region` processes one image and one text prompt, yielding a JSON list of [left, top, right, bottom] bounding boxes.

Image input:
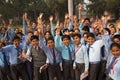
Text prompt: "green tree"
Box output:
[[87, 0, 120, 19], [87, 0, 106, 18], [106, 0, 120, 19], [44, 0, 68, 21]]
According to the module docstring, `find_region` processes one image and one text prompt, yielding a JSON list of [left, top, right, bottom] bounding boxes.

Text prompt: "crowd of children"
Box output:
[[0, 12, 120, 80]]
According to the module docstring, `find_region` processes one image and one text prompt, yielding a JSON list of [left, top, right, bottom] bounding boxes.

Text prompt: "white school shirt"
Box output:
[[74, 44, 89, 71], [109, 56, 120, 80], [89, 40, 104, 62]]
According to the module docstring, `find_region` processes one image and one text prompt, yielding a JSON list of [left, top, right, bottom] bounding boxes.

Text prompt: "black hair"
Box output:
[[82, 26, 90, 32], [112, 34, 120, 41], [87, 32, 95, 39], [111, 24, 116, 32], [110, 43, 120, 50], [46, 37, 54, 45], [70, 29, 74, 32], [109, 24, 115, 27], [54, 28, 63, 36], [63, 28, 69, 33], [83, 18, 90, 23], [72, 33, 81, 38], [104, 28, 110, 35], [16, 32, 23, 36], [61, 35, 70, 41], [96, 32, 101, 36], [30, 35, 39, 41], [44, 31, 52, 36], [12, 36, 20, 42]]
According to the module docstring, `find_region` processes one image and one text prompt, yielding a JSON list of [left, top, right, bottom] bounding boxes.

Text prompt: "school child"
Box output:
[[86, 33, 105, 80], [81, 32, 88, 45], [22, 34, 33, 80], [106, 43, 120, 80], [112, 34, 120, 44], [44, 37, 62, 80], [107, 34, 120, 61], [26, 35, 48, 80], [0, 41, 13, 80], [0, 42, 8, 80], [0, 36, 29, 80], [55, 30, 75, 80], [72, 34, 89, 80]]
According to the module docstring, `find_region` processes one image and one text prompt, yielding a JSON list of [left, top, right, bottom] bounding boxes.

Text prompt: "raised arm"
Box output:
[[54, 29, 62, 51], [23, 13, 27, 35], [49, 15, 55, 37]]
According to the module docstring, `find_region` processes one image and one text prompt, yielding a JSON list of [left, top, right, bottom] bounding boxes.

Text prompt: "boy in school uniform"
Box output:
[[106, 43, 120, 80], [86, 33, 104, 80], [26, 35, 48, 80], [22, 32, 33, 80], [55, 30, 75, 80], [43, 37, 62, 80], [72, 34, 89, 80], [0, 36, 29, 80], [0, 42, 8, 80]]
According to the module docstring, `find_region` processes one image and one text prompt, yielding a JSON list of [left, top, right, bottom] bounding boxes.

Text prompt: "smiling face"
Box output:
[[62, 38, 70, 46], [13, 39, 20, 48], [47, 40, 54, 48], [87, 36, 95, 45], [31, 39, 39, 46], [45, 32, 51, 39], [73, 36, 80, 46], [113, 38, 120, 44], [111, 46, 120, 58]]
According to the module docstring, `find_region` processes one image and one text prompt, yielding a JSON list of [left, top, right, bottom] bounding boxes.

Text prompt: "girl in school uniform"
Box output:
[[106, 43, 120, 80]]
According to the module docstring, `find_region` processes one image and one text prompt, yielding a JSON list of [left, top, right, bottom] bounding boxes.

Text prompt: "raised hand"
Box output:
[[24, 12, 27, 20], [65, 14, 69, 19], [39, 13, 43, 19], [49, 15, 53, 23], [78, 3, 83, 11]]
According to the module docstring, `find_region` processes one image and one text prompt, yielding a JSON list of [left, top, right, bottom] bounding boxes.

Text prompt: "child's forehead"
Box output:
[[73, 36, 80, 38], [47, 39, 54, 42], [113, 38, 120, 40], [111, 46, 120, 50], [13, 39, 20, 42], [63, 37, 70, 40], [32, 39, 38, 41], [87, 36, 94, 39]]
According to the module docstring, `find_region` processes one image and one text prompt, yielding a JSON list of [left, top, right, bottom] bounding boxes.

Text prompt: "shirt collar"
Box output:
[[75, 44, 81, 48], [13, 45, 17, 48]]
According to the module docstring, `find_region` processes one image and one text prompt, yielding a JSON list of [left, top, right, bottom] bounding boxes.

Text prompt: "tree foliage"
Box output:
[[44, 0, 68, 21], [87, 0, 120, 19], [106, 0, 120, 19]]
